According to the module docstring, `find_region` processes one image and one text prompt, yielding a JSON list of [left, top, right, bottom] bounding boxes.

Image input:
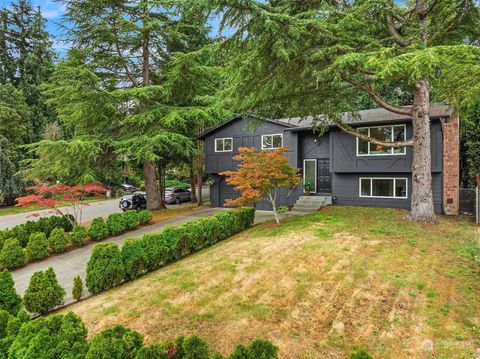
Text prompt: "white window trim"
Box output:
[[356, 124, 407, 157], [261, 134, 283, 150], [359, 177, 408, 199], [214, 137, 233, 152], [303, 159, 317, 193]]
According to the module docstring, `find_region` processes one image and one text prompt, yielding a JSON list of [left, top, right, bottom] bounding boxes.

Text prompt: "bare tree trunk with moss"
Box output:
[[144, 161, 161, 210], [408, 78, 436, 222], [197, 128, 204, 206]]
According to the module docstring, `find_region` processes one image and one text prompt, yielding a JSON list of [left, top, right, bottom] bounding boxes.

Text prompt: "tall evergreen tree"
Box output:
[[215, 0, 480, 222]]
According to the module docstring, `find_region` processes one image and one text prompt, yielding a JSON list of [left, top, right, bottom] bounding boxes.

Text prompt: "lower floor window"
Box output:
[[359, 178, 408, 199]]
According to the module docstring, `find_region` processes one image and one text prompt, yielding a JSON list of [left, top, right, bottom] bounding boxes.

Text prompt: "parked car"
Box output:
[[165, 187, 191, 205], [119, 191, 147, 211]]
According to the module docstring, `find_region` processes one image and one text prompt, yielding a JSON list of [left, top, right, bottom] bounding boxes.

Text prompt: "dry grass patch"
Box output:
[[66, 206, 480, 358]]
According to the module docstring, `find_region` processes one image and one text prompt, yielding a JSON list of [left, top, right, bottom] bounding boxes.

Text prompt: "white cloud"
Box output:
[[41, 8, 62, 19]]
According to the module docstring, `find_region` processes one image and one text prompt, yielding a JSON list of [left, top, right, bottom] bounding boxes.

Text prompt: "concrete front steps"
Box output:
[[291, 195, 332, 213]]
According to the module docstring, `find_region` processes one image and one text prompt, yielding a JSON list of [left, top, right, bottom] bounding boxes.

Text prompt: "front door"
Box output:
[[317, 158, 331, 193], [303, 159, 317, 193]]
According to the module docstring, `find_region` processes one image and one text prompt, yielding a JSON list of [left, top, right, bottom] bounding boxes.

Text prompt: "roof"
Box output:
[[197, 104, 453, 138], [276, 103, 453, 130], [197, 115, 295, 140]]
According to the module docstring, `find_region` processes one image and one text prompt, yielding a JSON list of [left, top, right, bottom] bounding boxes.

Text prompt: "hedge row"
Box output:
[[86, 207, 255, 294], [0, 215, 73, 249], [0, 210, 153, 270]]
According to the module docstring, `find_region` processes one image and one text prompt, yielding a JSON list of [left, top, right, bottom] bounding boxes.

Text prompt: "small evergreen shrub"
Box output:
[[8, 312, 88, 358], [135, 344, 166, 359], [0, 271, 22, 315], [70, 225, 88, 247], [86, 243, 125, 294], [0, 239, 26, 269], [88, 217, 109, 241], [25, 232, 49, 261], [229, 339, 278, 359], [123, 211, 140, 230], [350, 350, 374, 359], [10, 226, 28, 248], [137, 210, 153, 224], [48, 227, 69, 253], [86, 324, 143, 359], [0, 310, 11, 339], [23, 268, 66, 314], [139, 234, 172, 271], [121, 239, 148, 280], [72, 275, 84, 301], [182, 335, 210, 359], [107, 213, 126, 236]]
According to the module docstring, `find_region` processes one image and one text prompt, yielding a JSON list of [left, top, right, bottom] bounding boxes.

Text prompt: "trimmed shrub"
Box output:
[[137, 210, 153, 224], [86, 243, 125, 294], [350, 350, 374, 359], [72, 275, 84, 301], [0, 310, 11, 339], [121, 239, 148, 280], [48, 227, 69, 253], [0, 239, 26, 269], [25, 232, 49, 261], [123, 211, 140, 230], [0, 271, 22, 315], [139, 234, 172, 271], [23, 268, 66, 314], [88, 217, 109, 241], [8, 312, 88, 358], [70, 225, 88, 247], [10, 226, 28, 248], [183, 335, 210, 359], [107, 213, 126, 236], [135, 344, 166, 359], [229, 339, 278, 359], [86, 324, 143, 359]]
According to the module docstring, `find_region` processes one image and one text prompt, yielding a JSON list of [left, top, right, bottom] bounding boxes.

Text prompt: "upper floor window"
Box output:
[[262, 134, 283, 150], [357, 125, 406, 156], [215, 138, 233, 152]]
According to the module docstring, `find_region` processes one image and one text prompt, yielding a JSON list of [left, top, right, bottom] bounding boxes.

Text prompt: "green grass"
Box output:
[[67, 206, 480, 359]]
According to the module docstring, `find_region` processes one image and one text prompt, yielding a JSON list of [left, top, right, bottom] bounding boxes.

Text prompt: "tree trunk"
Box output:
[[197, 138, 204, 206], [157, 162, 167, 210], [190, 159, 198, 203], [408, 78, 436, 223], [144, 160, 161, 210]]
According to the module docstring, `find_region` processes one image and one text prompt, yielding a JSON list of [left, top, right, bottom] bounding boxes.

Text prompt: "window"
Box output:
[[262, 134, 283, 150], [215, 138, 233, 152], [357, 125, 406, 156], [359, 178, 408, 199]]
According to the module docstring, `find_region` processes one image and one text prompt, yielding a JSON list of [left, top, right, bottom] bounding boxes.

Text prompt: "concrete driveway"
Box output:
[[0, 187, 210, 230]]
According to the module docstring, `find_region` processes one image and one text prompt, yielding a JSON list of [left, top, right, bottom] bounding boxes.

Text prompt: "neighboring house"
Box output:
[[198, 104, 459, 215]]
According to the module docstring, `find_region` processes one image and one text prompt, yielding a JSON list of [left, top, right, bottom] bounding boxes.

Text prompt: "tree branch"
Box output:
[[332, 119, 413, 148], [386, 14, 409, 47], [339, 75, 412, 115]]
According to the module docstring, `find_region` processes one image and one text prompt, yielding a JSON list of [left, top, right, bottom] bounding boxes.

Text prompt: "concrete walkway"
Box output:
[[11, 208, 305, 305]]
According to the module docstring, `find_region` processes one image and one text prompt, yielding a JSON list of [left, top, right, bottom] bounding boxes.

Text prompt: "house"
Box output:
[[198, 104, 459, 215]]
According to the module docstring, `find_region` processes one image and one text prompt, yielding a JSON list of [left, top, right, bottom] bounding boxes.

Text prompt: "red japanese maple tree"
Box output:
[[16, 182, 108, 225], [220, 147, 301, 224]]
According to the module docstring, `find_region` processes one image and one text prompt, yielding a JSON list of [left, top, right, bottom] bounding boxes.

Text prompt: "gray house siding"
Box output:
[[331, 173, 443, 213], [203, 116, 446, 214]]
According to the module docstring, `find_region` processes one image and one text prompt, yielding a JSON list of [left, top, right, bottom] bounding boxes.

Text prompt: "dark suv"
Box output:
[[119, 191, 147, 211]]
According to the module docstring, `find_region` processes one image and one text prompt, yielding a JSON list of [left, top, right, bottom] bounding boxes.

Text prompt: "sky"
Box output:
[[0, 0, 229, 57]]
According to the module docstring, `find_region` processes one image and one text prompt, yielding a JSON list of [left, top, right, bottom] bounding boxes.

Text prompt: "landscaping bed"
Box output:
[[66, 206, 480, 358]]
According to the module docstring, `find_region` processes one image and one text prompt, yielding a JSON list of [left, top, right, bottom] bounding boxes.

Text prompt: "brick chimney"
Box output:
[[442, 113, 460, 215]]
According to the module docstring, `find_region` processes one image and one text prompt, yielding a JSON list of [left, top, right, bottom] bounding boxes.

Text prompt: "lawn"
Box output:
[[66, 206, 480, 358]]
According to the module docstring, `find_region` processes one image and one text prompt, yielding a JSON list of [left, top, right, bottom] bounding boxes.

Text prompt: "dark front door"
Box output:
[[317, 159, 331, 193]]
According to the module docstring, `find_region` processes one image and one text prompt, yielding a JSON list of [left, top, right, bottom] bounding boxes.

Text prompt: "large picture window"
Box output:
[[215, 138, 233, 152], [359, 178, 408, 199], [261, 134, 283, 150], [357, 125, 406, 156]]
